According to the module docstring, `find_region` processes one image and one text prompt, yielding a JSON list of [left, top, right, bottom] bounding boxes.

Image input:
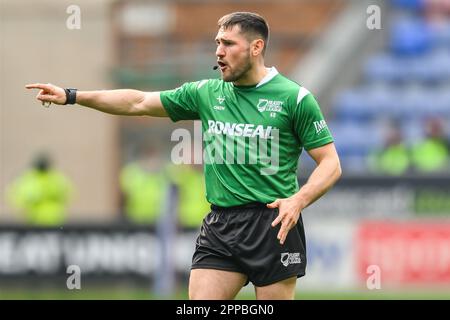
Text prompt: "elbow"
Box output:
[[335, 158, 342, 181]]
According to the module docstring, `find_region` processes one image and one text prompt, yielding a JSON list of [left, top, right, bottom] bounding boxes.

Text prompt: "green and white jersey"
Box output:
[[160, 67, 333, 207]]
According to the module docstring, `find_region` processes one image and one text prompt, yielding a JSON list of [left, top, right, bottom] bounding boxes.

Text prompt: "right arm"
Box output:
[[25, 83, 168, 117]]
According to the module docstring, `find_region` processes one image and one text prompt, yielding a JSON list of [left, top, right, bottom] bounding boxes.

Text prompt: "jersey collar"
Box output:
[[232, 67, 279, 90], [256, 67, 279, 88]]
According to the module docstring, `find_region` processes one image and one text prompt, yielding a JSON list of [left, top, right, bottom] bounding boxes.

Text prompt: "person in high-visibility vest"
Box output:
[[411, 118, 449, 173], [120, 157, 168, 225], [167, 163, 210, 229], [7, 154, 74, 226], [368, 121, 411, 176]]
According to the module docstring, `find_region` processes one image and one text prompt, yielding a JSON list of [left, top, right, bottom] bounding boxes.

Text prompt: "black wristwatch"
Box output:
[[64, 88, 77, 105]]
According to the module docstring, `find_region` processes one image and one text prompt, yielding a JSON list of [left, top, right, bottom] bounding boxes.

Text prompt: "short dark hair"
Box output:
[[218, 12, 269, 54]]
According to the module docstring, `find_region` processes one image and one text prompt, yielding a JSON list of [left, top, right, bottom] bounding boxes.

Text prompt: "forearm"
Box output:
[[293, 156, 341, 210], [76, 89, 147, 115]]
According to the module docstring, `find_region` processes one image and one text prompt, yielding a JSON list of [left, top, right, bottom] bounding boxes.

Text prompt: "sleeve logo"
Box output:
[[313, 120, 328, 134]]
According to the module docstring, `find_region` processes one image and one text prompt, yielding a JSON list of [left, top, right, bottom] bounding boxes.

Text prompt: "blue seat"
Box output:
[[333, 89, 373, 121], [366, 51, 450, 84], [426, 89, 450, 117], [333, 86, 402, 121], [391, 0, 425, 10], [410, 50, 450, 83], [330, 121, 382, 154], [402, 119, 426, 144], [390, 18, 433, 56], [366, 85, 399, 116], [431, 21, 450, 47], [364, 54, 407, 83], [330, 121, 385, 173], [394, 88, 450, 119]]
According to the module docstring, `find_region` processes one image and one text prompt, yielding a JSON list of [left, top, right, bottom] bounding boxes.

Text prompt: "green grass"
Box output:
[[1, 287, 450, 300]]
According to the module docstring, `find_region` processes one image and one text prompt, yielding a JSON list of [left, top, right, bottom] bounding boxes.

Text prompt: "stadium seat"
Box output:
[[329, 121, 383, 155], [334, 86, 402, 121], [364, 54, 407, 83], [389, 18, 433, 56], [430, 21, 450, 47], [412, 50, 450, 83], [330, 2, 450, 173], [402, 119, 426, 143], [333, 89, 373, 121], [391, 0, 425, 11], [366, 50, 450, 84]]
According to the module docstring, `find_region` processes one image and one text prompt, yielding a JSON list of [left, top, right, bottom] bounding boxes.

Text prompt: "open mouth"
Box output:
[[217, 61, 227, 71]]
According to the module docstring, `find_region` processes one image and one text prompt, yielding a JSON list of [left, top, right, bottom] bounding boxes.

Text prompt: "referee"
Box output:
[[26, 12, 341, 300]]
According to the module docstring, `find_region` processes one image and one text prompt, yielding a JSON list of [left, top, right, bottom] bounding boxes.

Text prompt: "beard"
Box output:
[[222, 52, 253, 82]]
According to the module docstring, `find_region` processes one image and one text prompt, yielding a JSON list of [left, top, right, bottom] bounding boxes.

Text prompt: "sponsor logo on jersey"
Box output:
[[313, 120, 328, 134], [280, 252, 301, 267], [216, 96, 225, 104], [213, 96, 226, 111], [207, 120, 275, 139], [257, 99, 283, 113]]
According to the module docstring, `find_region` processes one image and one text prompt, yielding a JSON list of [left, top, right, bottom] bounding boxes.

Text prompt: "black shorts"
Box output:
[[191, 202, 307, 287]]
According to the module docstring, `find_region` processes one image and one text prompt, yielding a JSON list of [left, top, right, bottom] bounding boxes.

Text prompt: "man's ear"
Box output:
[[251, 39, 265, 56]]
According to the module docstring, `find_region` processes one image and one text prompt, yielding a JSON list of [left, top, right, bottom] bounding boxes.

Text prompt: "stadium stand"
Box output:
[[330, 0, 450, 174]]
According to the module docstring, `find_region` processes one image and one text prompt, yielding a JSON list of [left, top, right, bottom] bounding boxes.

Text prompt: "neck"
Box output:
[[233, 61, 268, 86]]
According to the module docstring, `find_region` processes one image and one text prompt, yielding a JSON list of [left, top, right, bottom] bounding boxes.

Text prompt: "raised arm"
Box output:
[[25, 83, 168, 117]]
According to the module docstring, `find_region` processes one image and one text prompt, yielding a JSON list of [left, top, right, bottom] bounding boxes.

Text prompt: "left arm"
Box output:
[[268, 142, 342, 244]]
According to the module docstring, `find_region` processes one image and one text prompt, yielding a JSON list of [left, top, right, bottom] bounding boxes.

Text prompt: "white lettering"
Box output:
[[243, 124, 254, 137], [66, 265, 81, 290], [66, 5, 81, 30], [223, 122, 236, 136], [207, 120, 215, 133], [367, 5, 382, 30], [170, 128, 191, 164], [235, 123, 244, 136], [366, 264, 382, 290]]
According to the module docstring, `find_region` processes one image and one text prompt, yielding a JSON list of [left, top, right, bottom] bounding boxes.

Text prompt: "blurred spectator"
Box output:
[[7, 153, 74, 226], [368, 120, 411, 175], [120, 147, 167, 225], [168, 163, 210, 229], [121, 145, 209, 227], [411, 117, 450, 173]]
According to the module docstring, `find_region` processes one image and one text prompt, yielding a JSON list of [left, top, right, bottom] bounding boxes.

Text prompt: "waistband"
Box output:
[[210, 202, 268, 212]]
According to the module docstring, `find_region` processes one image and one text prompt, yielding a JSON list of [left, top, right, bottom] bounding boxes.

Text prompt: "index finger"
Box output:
[[25, 83, 51, 90]]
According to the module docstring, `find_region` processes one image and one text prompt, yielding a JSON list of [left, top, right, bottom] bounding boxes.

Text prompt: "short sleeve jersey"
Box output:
[[160, 67, 334, 207]]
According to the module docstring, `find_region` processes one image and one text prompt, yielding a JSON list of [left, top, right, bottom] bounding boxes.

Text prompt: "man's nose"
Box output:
[[216, 45, 225, 58]]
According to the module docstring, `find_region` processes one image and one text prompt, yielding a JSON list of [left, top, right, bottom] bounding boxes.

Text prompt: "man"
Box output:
[[368, 119, 410, 175], [26, 12, 341, 299], [7, 153, 74, 226], [411, 117, 449, 173]]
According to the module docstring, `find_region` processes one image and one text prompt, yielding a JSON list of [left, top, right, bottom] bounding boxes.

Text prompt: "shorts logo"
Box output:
[[281, 252, 301, 267]]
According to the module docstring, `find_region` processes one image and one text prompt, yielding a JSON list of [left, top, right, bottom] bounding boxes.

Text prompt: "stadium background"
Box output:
[[1, 0, 450, 299]]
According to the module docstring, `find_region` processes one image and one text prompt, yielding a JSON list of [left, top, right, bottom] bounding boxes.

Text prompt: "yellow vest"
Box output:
[[8, 169, 73, 226], [120, 163, 167, 224], [167, 165, 210, 228], [412, 139, 449, 172], [369, 144, 410, 175]]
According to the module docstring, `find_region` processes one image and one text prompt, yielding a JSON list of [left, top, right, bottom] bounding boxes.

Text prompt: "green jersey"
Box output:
[[160, 67, 333, 207]]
